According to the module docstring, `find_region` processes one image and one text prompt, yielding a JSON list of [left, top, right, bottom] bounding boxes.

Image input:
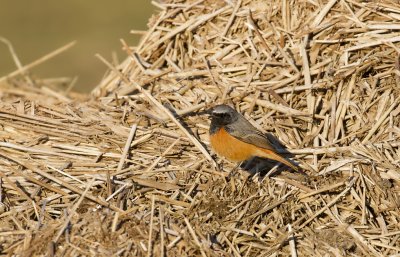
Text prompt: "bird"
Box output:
[[209, 104, 298, 171]]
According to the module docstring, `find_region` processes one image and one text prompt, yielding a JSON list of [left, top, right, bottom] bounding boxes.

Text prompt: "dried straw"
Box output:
[[1, 0, 400, 256]]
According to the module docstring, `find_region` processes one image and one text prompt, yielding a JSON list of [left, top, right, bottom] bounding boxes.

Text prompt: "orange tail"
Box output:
[[257, 148, 299, 171]]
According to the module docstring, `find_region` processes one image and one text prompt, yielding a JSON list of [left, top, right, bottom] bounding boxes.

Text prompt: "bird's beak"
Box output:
[[195, 108, 213, 116]]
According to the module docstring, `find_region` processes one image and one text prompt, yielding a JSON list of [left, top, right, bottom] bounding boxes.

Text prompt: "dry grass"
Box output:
[[1, 0, 400, 256]]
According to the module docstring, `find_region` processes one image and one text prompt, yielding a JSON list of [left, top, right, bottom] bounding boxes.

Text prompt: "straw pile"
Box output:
[[1, 0, 400, 256]]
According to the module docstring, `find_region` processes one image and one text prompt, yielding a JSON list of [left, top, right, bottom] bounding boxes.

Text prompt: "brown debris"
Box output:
[[1, 0, 400, 256]]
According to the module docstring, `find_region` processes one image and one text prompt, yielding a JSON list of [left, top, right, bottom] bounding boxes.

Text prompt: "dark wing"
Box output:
[[226, 117, 276, 151]]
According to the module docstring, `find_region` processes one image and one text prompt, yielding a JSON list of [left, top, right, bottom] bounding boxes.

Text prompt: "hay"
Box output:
[[1, 0, 400, 256]]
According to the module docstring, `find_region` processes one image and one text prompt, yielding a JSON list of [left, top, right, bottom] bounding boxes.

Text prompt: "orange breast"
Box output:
[[209, 128, 258, 162], [210, 128, 298, 170]]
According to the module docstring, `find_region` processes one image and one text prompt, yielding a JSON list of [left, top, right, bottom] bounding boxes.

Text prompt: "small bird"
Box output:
[[209, 104, 298, 171]]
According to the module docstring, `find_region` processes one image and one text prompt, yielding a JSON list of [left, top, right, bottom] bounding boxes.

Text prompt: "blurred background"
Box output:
[[0, 1, 154, 92]]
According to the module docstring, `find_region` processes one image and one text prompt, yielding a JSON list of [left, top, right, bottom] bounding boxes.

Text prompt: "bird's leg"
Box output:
[[241, 160, 252, 171], [227, 162, 242, 179], [215, 160, 223, 172]]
